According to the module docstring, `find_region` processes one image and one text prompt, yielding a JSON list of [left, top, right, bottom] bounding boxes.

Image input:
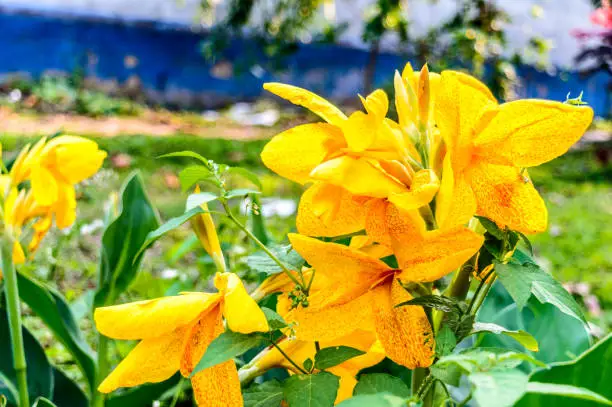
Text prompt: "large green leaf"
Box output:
[[50, 368, 88, 407], [471, 322, 539, 352], [525, 383, 612, 405], [246, 245, 305, 276], [17, 273, 96, 390], [243, 380, 284, 407], [283, 372, 339, 407], [495, 259, 586, 323], [314, 346, 365, 371], [353, 374, 410, 398], [477, 282, 590, 363], [469, 370, 529, 407], [106, 374, 180, 407], [517, 334, 612, 407], [32, 398, 57, 407], [337, 394, 407, 407], [95, 172, 160, 306], [0, 309, 53, 405], [190, 332, 266, 377]]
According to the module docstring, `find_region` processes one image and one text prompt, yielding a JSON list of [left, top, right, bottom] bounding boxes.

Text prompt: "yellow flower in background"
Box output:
[[271, 230, 481, 369], [435, 71, 593, 233], [242, 330, 385, 404], [10, 135, 106, 229], [191, 186, 227, 272], [94, 272, 268, 406]]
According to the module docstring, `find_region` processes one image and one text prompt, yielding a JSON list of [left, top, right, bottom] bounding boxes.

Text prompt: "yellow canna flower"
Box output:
[[94, 272, 268, 406], [435, 71, 593, 233], [272, 230, 482, 369], [191, 186, 227, 272], [241, 330, 385, 404]]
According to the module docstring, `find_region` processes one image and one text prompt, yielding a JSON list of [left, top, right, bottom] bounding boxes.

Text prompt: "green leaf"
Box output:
[[0, 309, 53, 403], [303, 358, 314, 372], [314, 346, 366, 370], [106, 373, 180, 407], [476, 216, 505, 240], [471, 322, 539, 352], [337, 394, 407, 407], [283, 372, 339, 407], [495, 260, 586, 323], [32, 398, 57, 407], [478, 282, 590, 364], [246, 244, 305, 276], [51, 367, 88, 407], [17, 273, 96, 390], [469, 370, 529, 407], [225, 188, 262, 199], [95, 172, 160, 306], [525, 383, 612, 405], [243, 380, 284, 407], [185, 192, 220, 210], [136, 206, 206, 259], [395, 294, 461, 313], [179, 165, 216, 191], [516, 231, 534, 256], [517, 333, 612, 407], [435, 325, 457, 357], [0, 373, 17, 406], [158, 151, 209, 165], [226, 167, 263, 190], [191, 332, 266, 377], [0, 394, 7, 407], [261, 307, 287, 330], [353, 373, 410, 398]]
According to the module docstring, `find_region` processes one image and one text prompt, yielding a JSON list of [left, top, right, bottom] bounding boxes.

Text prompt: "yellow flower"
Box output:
[[272, 230, 482, 369], [242, 330, 385, 404], [435, 71, 593, 233], [11, 136, 106, 229], [191, 186, 227, 272], [94, 272, 268, 406]]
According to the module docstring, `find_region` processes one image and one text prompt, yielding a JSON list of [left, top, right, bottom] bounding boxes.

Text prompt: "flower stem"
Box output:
[[222, 201, 303, 288], [269, 341, 308, 374], [1, 236, 30, 407], [92, 334, 109, 407]]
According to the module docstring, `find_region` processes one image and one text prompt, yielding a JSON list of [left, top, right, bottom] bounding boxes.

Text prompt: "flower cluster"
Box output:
[[0, 136, 106, 273]]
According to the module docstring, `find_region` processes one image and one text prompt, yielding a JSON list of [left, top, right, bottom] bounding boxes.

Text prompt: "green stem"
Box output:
[[93, 334, 109, 407], [411, 368, 428, 398], [2, 236, 30, 407], [169, 378, 185, 407], [270, 341, 308, 375], [222, 201, 303, 288], [467, 267, 496, 315]]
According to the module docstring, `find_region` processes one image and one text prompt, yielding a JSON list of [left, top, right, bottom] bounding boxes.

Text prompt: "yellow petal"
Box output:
[[371, 279, 434, 369], [365, 200, 427, 247], [191, 194, 226, 272], [12, 242, 26, 265], [289, 234, 392, 308], [47, 136, 107, 184], [435, 156, 477, 229], [215, 272, 269, 333], [388, 169, 439, 211], [436, 71, 497, 170], [395, 226, 484, 283], [263, 83, 347, 126], [331, 367, 359, 404], [31, 166, 58, 206], [473, 100, 594, 167], [278, 292, 375, 342], [94, 292, 220, 340], [339, 111, 380, 152], [98, 324, 189, 393], [296, 183, 366, 237], [261, 123, 344, 185], [394, 70, 417, 127], [310, 156, 407, 198], [360, 89, 389, 119], [469, 163, 548, 234], [349, 236, 393, 259], [52, 182, 77, 229], [181, 305, 244, 407]]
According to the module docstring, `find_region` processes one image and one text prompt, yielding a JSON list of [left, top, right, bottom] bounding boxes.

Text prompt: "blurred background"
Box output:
[[0, 0, 610, 384]]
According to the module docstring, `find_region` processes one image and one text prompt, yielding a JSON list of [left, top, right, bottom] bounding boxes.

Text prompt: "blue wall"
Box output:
[[0, 11, 609, 115]]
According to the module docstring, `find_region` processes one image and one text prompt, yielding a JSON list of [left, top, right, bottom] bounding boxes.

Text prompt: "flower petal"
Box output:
[[181, 305, 243, 407], [277, 292, 375, 342], [98, 324, 188, 393], [296, 183, 367, 237], [31, 166, 58, 206], [289, 234, 392, 308], [94, 292, 220, 340], [261, 123, 344, 184], [215, 272, 269, 333], [52, 182, 77, 229], [45, 136, 106, 184], [360, 89, 389, 119], [473, 100, 594, 167], [310, 156, 407, 198], [371, 279, 434, 369], [395, 226, 484, 283], [388, 169, 439, 211], [436, 71, 497, 170], [435, 156, 476, 229], [263, 83, 347, 126], [469, 163, 548, 234]]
